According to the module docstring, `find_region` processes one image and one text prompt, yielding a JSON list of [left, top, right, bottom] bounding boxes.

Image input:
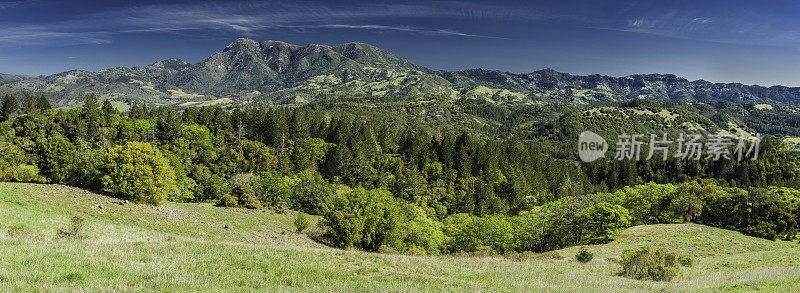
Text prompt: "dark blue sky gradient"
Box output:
[[1, 0, 799, 86]]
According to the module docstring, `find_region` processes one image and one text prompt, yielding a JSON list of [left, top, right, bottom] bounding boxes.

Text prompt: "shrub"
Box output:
[[678, 255, 695, 267], [97, 142, 176, 205], [3, 164, 46, 183], [578, 202, 631, 240], [391, 204, 448, 254], [68, 149, 102, 188], [229, 173, 260, 190], [322, 188, 401, 252], [231, 185, 261, 209], [258, 172, 297, 209], [163, 151, 196, 202], [217, 193, 239, 207], [36, 134, 76, 184], [295, 213, 309, 233], [170, 176, 197, 203], [239, 194, 262, 209], [444, 214, 514, 254], [8, 224, 33, 238], [290, 169, 332, 214], [619, 246, 682, 282], [576, 247, 594, 263], [57, 216, 87, 239]]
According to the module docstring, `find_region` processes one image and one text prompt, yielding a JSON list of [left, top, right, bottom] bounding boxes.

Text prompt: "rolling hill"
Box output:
[[2, 182, 800, 291], [3, 38, 800, 109]]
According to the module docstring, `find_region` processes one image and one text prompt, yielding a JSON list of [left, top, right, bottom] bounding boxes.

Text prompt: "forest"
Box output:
[[2, 93, 800, 255]]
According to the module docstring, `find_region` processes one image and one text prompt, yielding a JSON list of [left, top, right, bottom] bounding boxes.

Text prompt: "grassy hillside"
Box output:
[[2, 182, 800, 291]]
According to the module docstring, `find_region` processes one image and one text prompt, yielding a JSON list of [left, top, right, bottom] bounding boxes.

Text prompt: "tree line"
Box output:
[[1, 93, 799, 254]]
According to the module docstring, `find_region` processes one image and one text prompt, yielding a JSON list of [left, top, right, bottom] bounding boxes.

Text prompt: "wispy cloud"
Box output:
[[692, 17, 713, 24], [581, 1, 800, 47], [0, 1, 510, 45], [0, 25, 110, 45], [313, 24, 507, 39], [2, 0, 798, 48], [0, 1, 23, 9]]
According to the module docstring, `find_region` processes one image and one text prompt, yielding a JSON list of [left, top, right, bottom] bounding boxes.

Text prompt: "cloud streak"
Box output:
[[0, 25, 110, 45], [0, 1, 512, 45], [313, 24, 507, 39], [1, 0, 799, 48], [0, 1, 23, 9]]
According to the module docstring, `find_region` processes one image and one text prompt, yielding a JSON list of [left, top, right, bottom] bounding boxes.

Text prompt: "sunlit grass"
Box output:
[[1, 182, 800, 291]]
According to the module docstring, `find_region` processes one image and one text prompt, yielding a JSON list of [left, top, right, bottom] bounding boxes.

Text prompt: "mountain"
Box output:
[[2, 38, 800, 108]]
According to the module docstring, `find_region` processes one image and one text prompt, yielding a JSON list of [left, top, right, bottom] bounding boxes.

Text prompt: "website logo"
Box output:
[[578, 131, 608, 162]]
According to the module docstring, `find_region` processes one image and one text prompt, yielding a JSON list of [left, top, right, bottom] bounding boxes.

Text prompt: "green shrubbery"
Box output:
[[322, 188, 401, 252], [1, 97, 799, 257], [391, 204, 447, 254], [619, 246, 693, 282], [578, 202, 631, 240], [97, 142, 176, 205], [294, 213, 309, 233], [1, 164, 46, 183], [444, 214, 515, 254], [576, 247, 593, 263]]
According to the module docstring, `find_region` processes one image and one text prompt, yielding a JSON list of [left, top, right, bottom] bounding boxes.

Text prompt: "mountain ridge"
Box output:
[[2, 38, 800, 108]]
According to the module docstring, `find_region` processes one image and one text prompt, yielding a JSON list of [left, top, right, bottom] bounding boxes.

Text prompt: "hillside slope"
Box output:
[[3, 39, 800, 108], [2, 182, 800, 291]]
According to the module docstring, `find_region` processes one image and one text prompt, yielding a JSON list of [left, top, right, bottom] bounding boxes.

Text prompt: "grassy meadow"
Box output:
[[1, 182, 800, 292]]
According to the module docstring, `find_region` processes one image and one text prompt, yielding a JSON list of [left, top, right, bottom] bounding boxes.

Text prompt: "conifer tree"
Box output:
[[0, 94, 19, 121], [35, 95, 51, 111], [101, 99, 118, 117]]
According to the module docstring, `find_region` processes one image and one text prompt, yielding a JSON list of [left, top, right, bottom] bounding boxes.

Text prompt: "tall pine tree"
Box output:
[[0, 94, 18, 121]]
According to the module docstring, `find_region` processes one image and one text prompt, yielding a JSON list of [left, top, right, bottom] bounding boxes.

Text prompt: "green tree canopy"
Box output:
[[97, 141, 176, 205], [322, 188, 401, 252]]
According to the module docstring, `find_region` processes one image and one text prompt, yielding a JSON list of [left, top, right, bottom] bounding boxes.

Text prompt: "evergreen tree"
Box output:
[[101, 99, 118, 117], [129, 103, 146, 119], [21, 93, 37, 113], [0, 94, 19, 121], [35, 95, 51, 111]]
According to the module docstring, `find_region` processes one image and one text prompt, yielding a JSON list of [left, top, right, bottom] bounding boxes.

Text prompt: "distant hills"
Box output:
[[2, 38, 800, 109]]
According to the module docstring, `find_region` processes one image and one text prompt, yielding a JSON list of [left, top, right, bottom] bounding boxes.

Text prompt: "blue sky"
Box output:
[[1, 0, 799, 86]]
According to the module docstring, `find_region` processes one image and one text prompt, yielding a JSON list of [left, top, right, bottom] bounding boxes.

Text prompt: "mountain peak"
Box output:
[[223, 38, 260, 53], [230, 38, 258, 46], [5, 39, 800, 108]]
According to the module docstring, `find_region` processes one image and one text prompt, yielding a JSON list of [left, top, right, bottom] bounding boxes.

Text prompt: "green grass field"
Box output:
[[2, 182, 800, 292]]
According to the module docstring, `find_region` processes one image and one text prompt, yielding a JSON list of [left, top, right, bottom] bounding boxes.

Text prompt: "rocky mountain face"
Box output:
[[2, 38, 800, 108]]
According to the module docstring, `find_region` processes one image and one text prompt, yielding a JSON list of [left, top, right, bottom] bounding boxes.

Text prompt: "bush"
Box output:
[[68, 149, 102, 188], [8, 224, 33, 238], [217, 193, 238, 207], [391, 205, 448, 254], [231, 185, 261, 209], [97, 142, 176, 205], [57, 216, 87, 239], [290, 169, 332, 214], [578, 202, 631, 240], [229, 173, 260, 190], [444, 214, 514, 254], [2, 164, 46, 183], [36, 134, 76, 184], [678, 255, 695, 267], [619, 246, 683, 281], [295, 212, 309, 233], [576, 247, 593, 263], [258, 172, 297, 209], [322, 188, 401, 252]]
